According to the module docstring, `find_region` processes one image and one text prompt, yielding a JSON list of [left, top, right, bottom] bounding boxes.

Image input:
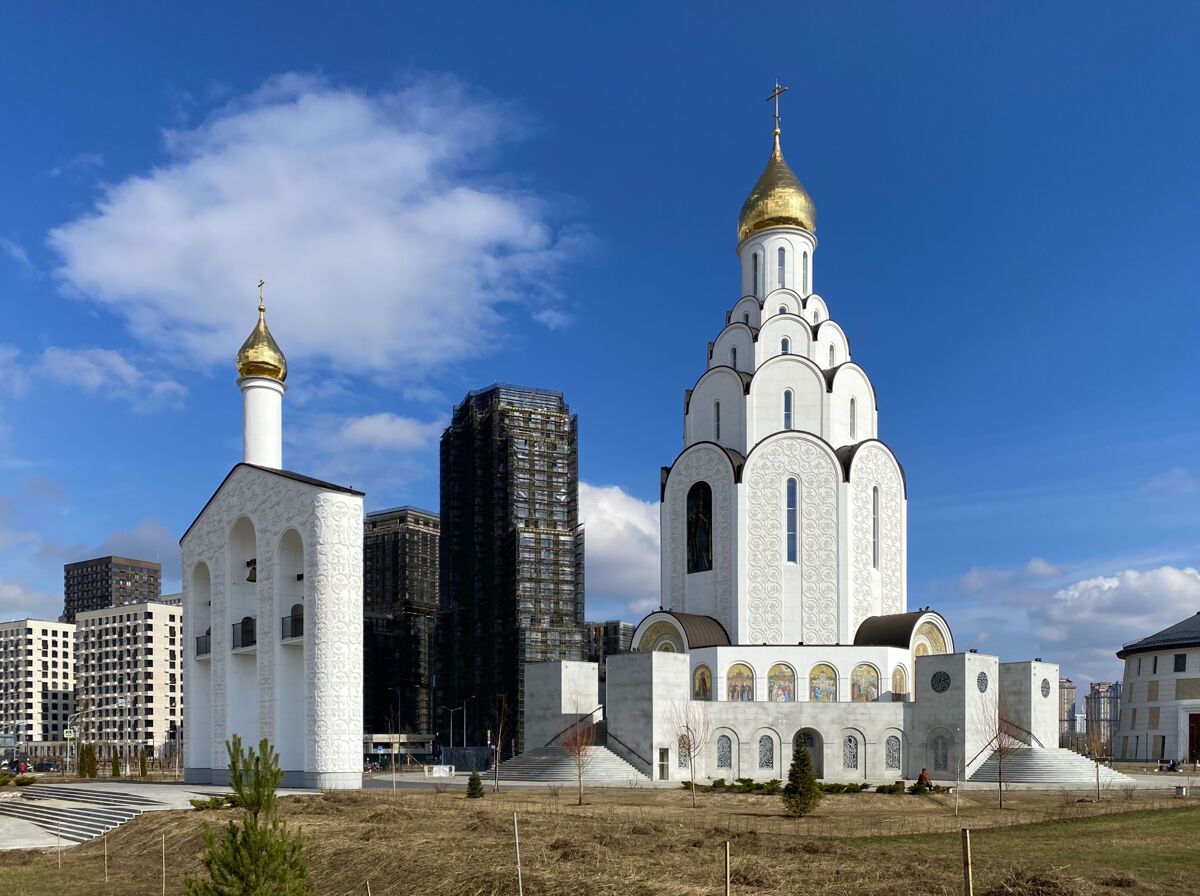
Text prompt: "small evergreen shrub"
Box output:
[[13, 775, 36, 786], [110, 747, 120, 778], [875, 783, 905, 794], [710, 777, 726, 789], [782, 743, 821, 817], [466, 771, 484, 799], [0, 772, 13, 786], [189, 796, 229, 811], [735, 777, 756, 793], [761, 779, 782, 795], [139, 746, 148, 778]]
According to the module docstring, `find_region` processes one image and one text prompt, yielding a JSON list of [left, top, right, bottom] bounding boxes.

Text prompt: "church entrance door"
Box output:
[[1189, 714, 1200, 764]]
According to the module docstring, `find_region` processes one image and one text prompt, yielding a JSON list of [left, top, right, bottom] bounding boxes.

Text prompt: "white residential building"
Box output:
[[75, 601, 183, 762], [0, 619, 76, 749]]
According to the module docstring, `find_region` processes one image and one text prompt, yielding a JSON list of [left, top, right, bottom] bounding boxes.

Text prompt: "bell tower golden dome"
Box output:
[[235, 280, 287, 382], [738, 82, 816, 242]]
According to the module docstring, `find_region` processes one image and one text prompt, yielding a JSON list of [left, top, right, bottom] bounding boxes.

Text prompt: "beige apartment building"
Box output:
[[0, 619, 76, 748], [75, 602, 182, 762]]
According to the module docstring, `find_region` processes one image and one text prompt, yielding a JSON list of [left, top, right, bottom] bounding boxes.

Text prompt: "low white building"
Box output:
[[1115, 613, 1200, 763], [183, 294, 364, 789], [523, 113, 1063, 783]]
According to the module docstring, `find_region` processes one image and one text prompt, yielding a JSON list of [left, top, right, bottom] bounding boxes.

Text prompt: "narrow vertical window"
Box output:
[[778, 305, 787, 315], [829, 345, 835, 367], [743, 312, 750, 324], [872, 486, 879, 569], [813, 310, 819, 324], [850, 397, 857, 440], [686, 482, 713, 574], [752, 253, 760, 296], [783, 389, 793, 430], [786, 478, 798, 563], [777, 247, 785, 286], [731, 346, 737, 370], [781, 337, 790, 355], [713, 401, 721, 440], [803, 251, 809, 293]]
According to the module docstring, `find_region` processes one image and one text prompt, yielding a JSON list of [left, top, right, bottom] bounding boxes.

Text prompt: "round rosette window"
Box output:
[[977, 671, 989, 693], [1041, 678, 1051, 698], [931, 671, 951, 693]]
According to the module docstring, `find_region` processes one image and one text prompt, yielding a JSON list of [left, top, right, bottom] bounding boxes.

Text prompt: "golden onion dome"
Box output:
[[235, 301, 287, 382], [737, 130, 817, 241]]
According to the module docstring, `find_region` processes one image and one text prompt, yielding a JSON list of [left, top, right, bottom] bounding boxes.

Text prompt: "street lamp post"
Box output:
[[462, 695, 476, 749], [439, 705, 461, 750]]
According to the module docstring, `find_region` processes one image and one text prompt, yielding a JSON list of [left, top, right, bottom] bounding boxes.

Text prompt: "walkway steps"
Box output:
[[0, 785, 163, 844], [968, 747, 1134, 786], [498, 746, 649, 784], [19, 784, 162, 808]]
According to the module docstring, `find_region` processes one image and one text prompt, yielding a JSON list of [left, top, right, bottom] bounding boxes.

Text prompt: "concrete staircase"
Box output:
[[498, 745, 650, 785], [968, 747, 1134, 787], [0, 785, 161, 843]]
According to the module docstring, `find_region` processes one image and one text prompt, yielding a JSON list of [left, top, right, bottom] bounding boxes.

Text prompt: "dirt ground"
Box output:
[[0, 784, 1197, 895]]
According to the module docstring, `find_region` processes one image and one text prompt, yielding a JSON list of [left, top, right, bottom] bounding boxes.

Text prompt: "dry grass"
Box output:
[[0, 786, 1196, 895]]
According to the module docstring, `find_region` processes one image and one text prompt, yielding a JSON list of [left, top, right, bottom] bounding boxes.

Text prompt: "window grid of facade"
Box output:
[[0, 619, 76, 745], [63, 556, 162, 623]]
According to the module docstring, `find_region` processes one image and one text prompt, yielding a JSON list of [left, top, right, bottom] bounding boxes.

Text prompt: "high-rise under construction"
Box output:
[[437, 384, 585, 756]]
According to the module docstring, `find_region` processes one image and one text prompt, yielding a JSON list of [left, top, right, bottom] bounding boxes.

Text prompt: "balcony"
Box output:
[[231, 618, 256, 651], [195, 634, 211, 658], [281, 613, 304, 642]]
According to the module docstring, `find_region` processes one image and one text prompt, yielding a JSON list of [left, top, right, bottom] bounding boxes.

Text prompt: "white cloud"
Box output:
[[0, 238, 31, 269], [533, 308, 571, 329], [40, 346, 186, 410], [0, 579, 60, 621], [1025, 557, 1061, 577], [338, 413, 442, 450], [1142, 467, 1198, 497], [49, 73, 579, 378], [1031, 566, 1200, 681], [579, 483, 660, 619], [0, 344, 29, 397]]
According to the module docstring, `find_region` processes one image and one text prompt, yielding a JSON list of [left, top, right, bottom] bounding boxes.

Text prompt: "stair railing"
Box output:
[[603, 730, 652, 774], [965, 720, 1046, 770], [543, 706, 604, 748]]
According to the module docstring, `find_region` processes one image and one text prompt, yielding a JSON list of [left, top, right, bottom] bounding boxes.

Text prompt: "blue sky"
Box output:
[[1, 4, 1198, 687]]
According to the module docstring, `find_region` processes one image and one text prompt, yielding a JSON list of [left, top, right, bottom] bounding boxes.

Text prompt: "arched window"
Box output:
[[933, 734, 950, 771], [777, 247, 785, 286], [781, 337, 790, 355], [726, 664, 754, 701], [686, 482, 713, 574], [813, 309, 819, 324], [886, 735, 901, 769], [850, 397, 857, 440], [778, 304, 787, 316], [716, 734, 732, 769], [871, 486, 879, 569], [785, 478, 798, 563], [758, 734, 775, 769], [802, 251, 809, 293], [891, 666, 907, 702], [742, 312, 750, 324], [692, 665, 713, 700], [852, 664, 880, 702], [752, 253, 760, 296], [783, 389, 793, 430], [678, 734, 691, 768], [843, 734, 859, 769], [730, 346, 737, 369], [713, 401, 721, 440], [829, 344, 835, 367]]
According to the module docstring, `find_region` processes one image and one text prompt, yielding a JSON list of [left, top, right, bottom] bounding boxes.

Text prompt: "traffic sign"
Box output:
[[63, 728, 76, 739]]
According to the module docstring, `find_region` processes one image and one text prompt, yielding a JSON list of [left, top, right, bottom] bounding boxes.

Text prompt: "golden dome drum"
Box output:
[[738, 131, 817, 241], [235, 303, 287, 382]]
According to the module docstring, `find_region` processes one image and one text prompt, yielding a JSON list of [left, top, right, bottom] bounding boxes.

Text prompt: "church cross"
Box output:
[[258, 278, 266, 311], [766, 80, 788, 133]]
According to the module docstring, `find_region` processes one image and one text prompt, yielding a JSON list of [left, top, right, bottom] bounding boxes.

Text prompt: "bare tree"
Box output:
[[1085, 728, 1109, 802], [491, 692, 509, 793], [668, 701, 713, 808], [561, 706, 596, 806], [977, 690, 1023, 810]]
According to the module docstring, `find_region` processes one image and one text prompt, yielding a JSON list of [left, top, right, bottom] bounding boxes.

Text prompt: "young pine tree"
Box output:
[[782, 743, 821, 817], [466, 771, 484, 799], [184, 735, 313, 896], [139, 746, 149, 778], [111, 746, 121, 778]]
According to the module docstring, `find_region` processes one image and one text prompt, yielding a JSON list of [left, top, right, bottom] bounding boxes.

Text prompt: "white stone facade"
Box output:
[[183, 464, 364, 789]]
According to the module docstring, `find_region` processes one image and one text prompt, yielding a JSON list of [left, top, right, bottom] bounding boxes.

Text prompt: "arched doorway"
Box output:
[[793, 728, 823, 778]]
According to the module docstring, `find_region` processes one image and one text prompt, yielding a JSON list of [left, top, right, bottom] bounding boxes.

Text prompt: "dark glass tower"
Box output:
[[437, 384, 585, 755], [362, 507, 440, 736], [62, 556, 162, 623]]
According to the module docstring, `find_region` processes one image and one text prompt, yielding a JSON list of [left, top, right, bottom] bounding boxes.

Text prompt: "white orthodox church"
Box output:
[[521, 116, 1122, 786], [182, 294, 364, 789]]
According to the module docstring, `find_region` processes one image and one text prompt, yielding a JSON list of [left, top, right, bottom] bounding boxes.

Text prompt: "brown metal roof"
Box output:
[[665, 611, 731, 648], [853, 611, 928, 648]]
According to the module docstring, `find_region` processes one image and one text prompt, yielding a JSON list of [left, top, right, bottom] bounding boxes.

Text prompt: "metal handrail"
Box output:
[[195, 634, 211, 656], [965, 719, 1045, 770], [1121, 633, 1198, 650], [604, 729, 653, 772], [543, 706, 603, 748], [281, 614, 304, 640], [231, 619, 256, 650]]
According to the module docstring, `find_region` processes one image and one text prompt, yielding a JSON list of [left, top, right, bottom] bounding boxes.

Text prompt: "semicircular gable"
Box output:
[[813, 319, 851, 362], [838, 438, 906, 496], [825, 362, 877, 408], [757, 315, 813, 357], [802, 294, 829, 324]]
